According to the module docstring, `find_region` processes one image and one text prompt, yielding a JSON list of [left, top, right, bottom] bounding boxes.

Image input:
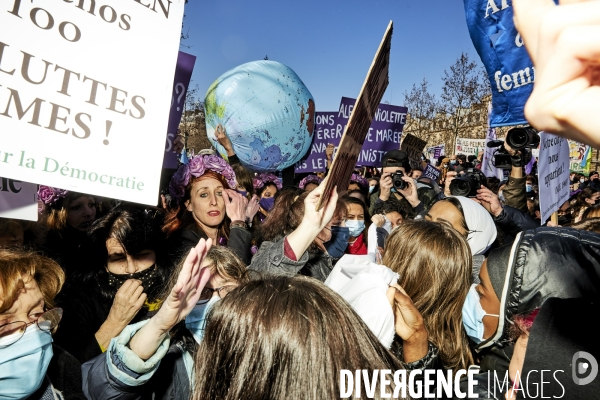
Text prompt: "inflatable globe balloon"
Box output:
[[204, 60, 315, 172]]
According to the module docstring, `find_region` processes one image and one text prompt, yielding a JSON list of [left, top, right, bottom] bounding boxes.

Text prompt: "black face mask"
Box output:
[[107, 264, 157, 289]]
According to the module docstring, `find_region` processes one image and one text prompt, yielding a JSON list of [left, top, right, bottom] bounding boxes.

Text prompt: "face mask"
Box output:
[[236, 189, 248, 198], [443, 164, 448, 168], [450, 160, 456, 165], [346, 220, 365, 237], [526, 184, 533, 193], [462, 284, 499, 343], [107, 264, 157, 289], [324, 226, 350, 258], [259, 196, 275, 212], [0, 323, 54, 399], [369, 186, 375, 194], [185, 296, 220, 344], [581, 178, 586, 184]]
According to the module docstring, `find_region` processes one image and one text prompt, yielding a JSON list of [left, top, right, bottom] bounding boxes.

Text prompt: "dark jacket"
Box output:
[[249, 237, 334, 281], [82, 321, 193, 400], [43, 226, 93, 283], [477, 227, 600, 375], [493, 205, 539, 243], [168, 224, 252, 265], [55, 280, 156, 364], [369, 185, 438, 218], [29, 345, 86, 400]]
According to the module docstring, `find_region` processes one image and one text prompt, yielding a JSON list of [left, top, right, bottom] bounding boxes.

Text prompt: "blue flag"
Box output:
[[463, 0, 557, 127]]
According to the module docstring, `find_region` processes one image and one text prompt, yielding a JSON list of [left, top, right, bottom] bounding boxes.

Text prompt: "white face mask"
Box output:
[[581, 178, 586, 184]]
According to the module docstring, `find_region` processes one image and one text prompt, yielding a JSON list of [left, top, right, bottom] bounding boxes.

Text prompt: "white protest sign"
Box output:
[[0, 177, 37, 221], [455, 137, 486, 156], [538, 132, 570, 224], [0, 0, 185, 205]]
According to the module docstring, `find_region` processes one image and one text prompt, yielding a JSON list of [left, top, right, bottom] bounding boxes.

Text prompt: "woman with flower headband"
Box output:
[[298, 174, 322, 193], [163, 154, 252, 264], [253, 172, 282, 222], [38, 186, 97, 279]]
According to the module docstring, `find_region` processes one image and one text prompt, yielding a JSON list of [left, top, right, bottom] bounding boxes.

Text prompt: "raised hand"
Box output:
[[476, 185, 503, 217], [513, 0, 600, 147], [215, 124, 235, 156], [107, 279, 147, 328], [246, 194, 261, 221], [386, 283, 428, 363], [128, 239, 213, 360], [223, 189, 248, 222]]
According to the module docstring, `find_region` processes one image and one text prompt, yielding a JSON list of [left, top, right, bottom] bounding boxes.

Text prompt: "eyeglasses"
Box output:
[[198, 285, 237, 303], [0, 308, 63, 348]]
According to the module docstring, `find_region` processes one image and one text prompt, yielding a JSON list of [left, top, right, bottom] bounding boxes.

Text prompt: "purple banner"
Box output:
[[295, 97, 407, 173], [163, 51, 197, 169]]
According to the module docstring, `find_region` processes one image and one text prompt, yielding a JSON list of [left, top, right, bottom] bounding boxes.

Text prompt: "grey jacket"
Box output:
[[249, 237, 334, 281]]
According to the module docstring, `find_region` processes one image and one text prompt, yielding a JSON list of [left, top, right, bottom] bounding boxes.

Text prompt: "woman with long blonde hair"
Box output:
[[382, 219, 474, 372]]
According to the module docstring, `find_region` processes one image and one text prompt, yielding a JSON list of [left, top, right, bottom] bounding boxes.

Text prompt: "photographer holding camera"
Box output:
[[368, 150, 438, 218]]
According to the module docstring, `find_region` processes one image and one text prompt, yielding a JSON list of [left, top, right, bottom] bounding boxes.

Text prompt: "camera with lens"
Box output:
[[487, 127, 540, 169], [392, 171, 407, 190], [449, 168, 486, 197]]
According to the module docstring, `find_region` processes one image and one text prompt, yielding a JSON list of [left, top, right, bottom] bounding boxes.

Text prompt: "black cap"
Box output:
[[381, 150, 411, 171]]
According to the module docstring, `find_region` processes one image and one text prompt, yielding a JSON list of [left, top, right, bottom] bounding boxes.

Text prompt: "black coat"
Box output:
[[478, 227, 600, 374]]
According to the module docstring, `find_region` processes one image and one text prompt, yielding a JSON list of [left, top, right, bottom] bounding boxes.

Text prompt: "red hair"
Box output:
[[163, 171, 231, 237]]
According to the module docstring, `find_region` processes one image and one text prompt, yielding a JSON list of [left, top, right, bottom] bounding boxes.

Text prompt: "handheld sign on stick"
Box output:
[[316, 21, 393, 210]]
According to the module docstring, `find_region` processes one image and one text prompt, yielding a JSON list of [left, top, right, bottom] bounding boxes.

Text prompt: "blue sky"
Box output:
[[181, 0, 480, 112]]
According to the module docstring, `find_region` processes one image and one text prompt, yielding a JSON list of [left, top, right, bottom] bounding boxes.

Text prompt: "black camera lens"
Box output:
[[392, 171, 407, 190], [506, 127, 540, 150], [450, 178, 471, 197]]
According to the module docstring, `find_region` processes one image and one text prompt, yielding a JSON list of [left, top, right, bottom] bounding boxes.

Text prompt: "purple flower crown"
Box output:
[[169, 155, 237, 202], [38, 185, 69, 208], [350, 173, 369, 189], [253, 173, 282, 190], [299, 174, 322, 190]]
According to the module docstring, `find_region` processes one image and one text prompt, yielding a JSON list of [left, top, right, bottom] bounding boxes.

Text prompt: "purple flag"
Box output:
[[295, 98, 407, 173], [163, 52, 197, 169]]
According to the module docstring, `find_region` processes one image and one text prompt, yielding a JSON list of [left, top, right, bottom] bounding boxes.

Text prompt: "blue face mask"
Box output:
[[236, 189, 248, 198], [185, 296, 220, 344], [0, 323, 54, 399], [526, 184, 533, 193], [324, 226, 350, 259], [369, 186, 375, 194], [346, 220, 365, 237], [259, 196, 275, 212], [462, 284, 499, 343], [450, 160, 457, 165]]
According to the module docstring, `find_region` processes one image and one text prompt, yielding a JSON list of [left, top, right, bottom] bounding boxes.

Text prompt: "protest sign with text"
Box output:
[[0, 0, 185, 205], [455, 137, 485, 156], [295, 99, 407, 173], [318, 21, 392, 210], [538, 132, 570, 224], [422, 164, 441, 183], [0, 177, 37, 221], [400, 134, 426, 171], [163, 51, 196, 169], [462, 0, 557, 126]]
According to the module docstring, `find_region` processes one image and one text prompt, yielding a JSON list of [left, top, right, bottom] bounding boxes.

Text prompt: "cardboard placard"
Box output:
[[400, 133, 426, 171], [317, 21, 393, 210], [0, 1, 185, 205]]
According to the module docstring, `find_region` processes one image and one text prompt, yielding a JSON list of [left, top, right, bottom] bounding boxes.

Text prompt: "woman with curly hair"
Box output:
[[163, 154, 252, 264]]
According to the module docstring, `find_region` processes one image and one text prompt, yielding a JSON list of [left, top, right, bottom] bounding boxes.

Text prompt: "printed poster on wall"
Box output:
[[0, 0, 185, 205]]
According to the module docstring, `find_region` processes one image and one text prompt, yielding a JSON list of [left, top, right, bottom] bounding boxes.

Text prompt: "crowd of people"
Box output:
[[2, 0, 600, 397], [2, 135, 599, 399]]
